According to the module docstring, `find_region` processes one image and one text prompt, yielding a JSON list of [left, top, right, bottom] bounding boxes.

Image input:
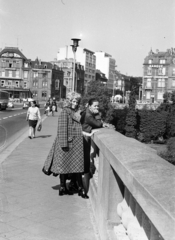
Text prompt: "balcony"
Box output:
[[89, 129, 174, 240]]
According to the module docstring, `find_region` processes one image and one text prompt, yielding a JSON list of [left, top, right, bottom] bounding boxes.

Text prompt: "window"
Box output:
[[160, 59, 165, 64], [16, 71, 19, 78], [172, 68, 175, 76], [55, 79, 60, 89], [2, 60, 6, 67], [157, 92, 163, 100], [9, 63, 12, 68], [24, 71, 28, 79], [24, 63, 28, 68], [15, 81, 19, 88], [7, 80, 12, 86], [42, 81, 48, 87], [146, 79, 151, 88], [33, 72, 38, 78], [147, 67, 152, 75], [1, 80, 5, 87], [158, 79, 165, 87], [32, 91, 38, 97], [172, 79, 175, 87], [67, 71, 71, 77], [9, 71, 12, 77], [1, 70, 5, 77], [42, 91, 47, 97], [148, 59, 152, 64], [16, 61, 20, 68], [33, 81, 38, 87], [13, 61, 16, 68], [158, 68, 165, 75], [24, 81, 27, 88], [146, 91, 151, 99]]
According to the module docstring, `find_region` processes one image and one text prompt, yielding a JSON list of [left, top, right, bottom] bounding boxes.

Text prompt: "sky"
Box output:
[[0, 0, 174, 76]]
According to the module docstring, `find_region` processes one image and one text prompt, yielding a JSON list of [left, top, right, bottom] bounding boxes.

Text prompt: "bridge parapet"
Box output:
[[89, 129, 175, 240]]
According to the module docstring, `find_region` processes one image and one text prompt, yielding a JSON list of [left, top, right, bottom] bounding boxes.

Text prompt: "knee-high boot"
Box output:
[[76, 173, 89, 199]]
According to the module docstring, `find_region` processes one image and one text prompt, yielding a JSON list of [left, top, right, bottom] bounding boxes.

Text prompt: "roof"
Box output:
[[83, 48, 94, 54], [0, 47, 27, 60]]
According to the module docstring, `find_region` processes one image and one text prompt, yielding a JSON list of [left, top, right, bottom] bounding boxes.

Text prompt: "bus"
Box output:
[[0, 90, 9, 110]]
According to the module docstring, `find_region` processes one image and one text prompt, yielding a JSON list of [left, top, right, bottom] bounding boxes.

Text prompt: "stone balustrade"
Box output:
[[88, 129, 175, 240]]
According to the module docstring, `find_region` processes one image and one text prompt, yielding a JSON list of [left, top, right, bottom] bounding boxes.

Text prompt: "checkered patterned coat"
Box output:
[[43, 107, 84, 174]]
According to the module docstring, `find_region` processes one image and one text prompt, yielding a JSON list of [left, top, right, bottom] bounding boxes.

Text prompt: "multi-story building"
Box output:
[[52, 58, 84, 95], [0, 47, 64, 101], [30, 59, 64, 101], [0, 47, 32, 99], [57, 46, 96, 91], [95, 69, 107, 84], [95, 51, 116, 88], [142, 48, 175, 103]]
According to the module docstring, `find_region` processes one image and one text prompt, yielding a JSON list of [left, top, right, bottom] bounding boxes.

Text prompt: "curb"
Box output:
[[0, 113, 50, 164]]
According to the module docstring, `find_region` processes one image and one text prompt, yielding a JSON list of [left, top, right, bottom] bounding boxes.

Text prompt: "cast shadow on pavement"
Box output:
[[35, 135, 52, 138], [52, 184, 60, 190]]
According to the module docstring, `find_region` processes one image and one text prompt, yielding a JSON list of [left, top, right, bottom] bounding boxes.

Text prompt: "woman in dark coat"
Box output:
[[42, 92, 86, 198], [79, 98, 112, 193]]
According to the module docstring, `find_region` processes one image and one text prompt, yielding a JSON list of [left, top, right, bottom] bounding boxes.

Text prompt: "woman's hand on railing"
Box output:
[[82, 129, 99, 137], [102, 122, 115, 130]]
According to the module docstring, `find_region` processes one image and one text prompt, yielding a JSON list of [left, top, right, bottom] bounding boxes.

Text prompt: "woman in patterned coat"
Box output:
[[42, 92, 86, 198]]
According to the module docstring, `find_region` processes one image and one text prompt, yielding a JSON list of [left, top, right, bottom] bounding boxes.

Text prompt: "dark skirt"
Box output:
[[83, 135, 91, 173], [29, 120, 38, 128]]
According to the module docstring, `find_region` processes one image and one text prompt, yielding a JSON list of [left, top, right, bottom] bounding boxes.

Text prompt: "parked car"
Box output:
[[7, 101, 14, 108], [23, 101, 30, 109]]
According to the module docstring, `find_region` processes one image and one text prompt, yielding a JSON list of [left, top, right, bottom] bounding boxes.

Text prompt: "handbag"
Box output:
[[37, 120, 42, 131]]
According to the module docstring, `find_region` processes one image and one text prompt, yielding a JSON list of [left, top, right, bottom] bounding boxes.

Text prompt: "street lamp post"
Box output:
[[71, 38, 81, 92]]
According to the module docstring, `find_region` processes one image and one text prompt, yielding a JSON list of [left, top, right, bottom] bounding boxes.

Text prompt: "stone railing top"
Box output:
[[92, 129, 175, 240]]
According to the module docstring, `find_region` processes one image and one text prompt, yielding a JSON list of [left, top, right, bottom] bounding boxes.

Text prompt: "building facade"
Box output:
[[57, 46, 96, 91], [52, 59, 84, 95], [0, 47, 32, 99], [30, 59, 64, 101], [142, 48, 175, 103], [95, 51, 116, 87], [0, 47, 64, 101]]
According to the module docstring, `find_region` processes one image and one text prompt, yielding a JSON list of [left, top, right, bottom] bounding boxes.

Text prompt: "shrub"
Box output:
[[105, 106, 128, 134], [138, 109, 168, 142], [125, 86, 137, 138], [159, 137, 175, 165]]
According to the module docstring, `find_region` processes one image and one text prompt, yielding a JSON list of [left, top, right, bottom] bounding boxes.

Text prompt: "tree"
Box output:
[[81, 80, 112, 119], [125, 86, 137, 138]]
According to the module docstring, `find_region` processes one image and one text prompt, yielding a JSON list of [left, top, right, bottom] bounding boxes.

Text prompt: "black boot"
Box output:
[[68, 174, 78, 193], [59, 174, 73, 196], [76, 173, 89, 199]]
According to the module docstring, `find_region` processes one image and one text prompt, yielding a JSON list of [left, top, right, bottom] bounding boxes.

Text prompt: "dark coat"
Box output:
[[80, 108, 103, 133], [43, 107, 84, 174], [80, 108, 103, 173]]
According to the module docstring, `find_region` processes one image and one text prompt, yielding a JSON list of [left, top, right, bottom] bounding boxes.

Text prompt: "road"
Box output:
[[0, 105, 45, 151]]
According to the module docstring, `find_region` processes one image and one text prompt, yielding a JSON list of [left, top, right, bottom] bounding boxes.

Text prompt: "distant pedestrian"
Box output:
[[42, 92, 88, 198], [26, 100, 41, 139], [44, 101, 50, 116], [51, 102, 56, 116]]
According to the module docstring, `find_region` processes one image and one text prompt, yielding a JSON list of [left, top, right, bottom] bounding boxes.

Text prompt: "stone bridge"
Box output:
[[88, 129, 175, 240]]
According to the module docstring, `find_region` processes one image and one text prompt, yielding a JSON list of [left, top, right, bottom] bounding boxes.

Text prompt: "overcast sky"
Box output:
[[0, 0, 174, 76]]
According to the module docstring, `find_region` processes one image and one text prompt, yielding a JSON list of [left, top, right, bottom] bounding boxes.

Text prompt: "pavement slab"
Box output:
[[0, 111, 99, 240]]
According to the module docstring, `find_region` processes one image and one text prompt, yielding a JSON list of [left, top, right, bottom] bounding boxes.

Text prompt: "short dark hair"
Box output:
[[88, 98, 98, 106], [32, 100, 36, 105]]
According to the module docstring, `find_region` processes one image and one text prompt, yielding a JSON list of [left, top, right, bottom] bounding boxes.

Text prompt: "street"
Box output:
[[0, 105, 45, 151]]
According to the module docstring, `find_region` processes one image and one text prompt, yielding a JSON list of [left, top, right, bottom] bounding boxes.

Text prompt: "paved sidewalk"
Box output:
[[0, 110, 99, 240]]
